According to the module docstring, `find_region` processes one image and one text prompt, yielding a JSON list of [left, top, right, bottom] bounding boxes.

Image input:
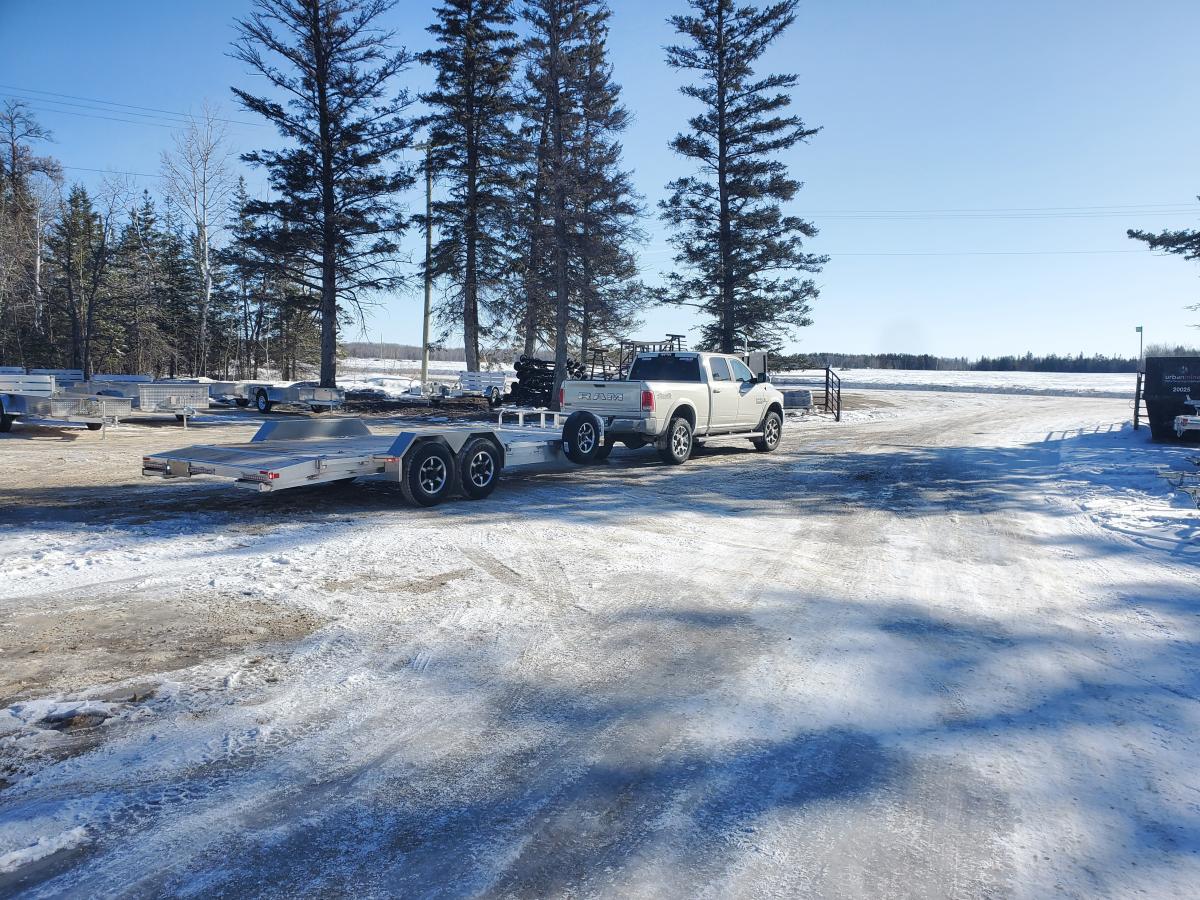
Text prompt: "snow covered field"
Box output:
[[1, 390, 1198, 897], [778, 367, 1136, 398]]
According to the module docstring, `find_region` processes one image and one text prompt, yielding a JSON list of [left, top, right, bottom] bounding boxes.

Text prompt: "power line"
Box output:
[[826, 248, 1147, 257], [0, 84, 265, 128], [17, 103, 180, 129], [62, 165, 162, 178]]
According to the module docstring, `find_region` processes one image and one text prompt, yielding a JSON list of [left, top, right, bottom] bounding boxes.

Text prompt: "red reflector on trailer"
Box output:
[[260, 470, 280, 480], [559, 386, 565, 408]]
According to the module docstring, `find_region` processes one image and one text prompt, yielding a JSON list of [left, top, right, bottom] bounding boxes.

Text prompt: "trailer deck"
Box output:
[[143, 416, 566, 502]]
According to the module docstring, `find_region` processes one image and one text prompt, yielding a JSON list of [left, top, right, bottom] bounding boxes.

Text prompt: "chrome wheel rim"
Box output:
[[419, 456, 447, 493], [578, 422, 596, 454], [766, 417, 780, 446], [469, 450, 494, 488], [672, 424, 690, 458]]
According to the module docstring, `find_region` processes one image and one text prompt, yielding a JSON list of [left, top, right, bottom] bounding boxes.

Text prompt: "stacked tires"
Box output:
[[506, 355, 585, 408]]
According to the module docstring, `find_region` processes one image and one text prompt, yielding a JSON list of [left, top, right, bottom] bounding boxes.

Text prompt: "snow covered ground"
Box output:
[[778, 367, 1136, 398], [1, 390, 1198, 897]]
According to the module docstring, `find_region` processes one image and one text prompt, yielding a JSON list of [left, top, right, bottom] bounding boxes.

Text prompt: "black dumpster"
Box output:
[[1143, 356, 1200, 440]]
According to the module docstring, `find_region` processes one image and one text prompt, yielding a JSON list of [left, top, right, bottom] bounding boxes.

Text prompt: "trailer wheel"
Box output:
[[486, 386, 503, 408], [255, 389, 274, 413], [0, 398, 12, 433], [562, 411, 604, 464], [622, 437, 646, 450], [235, 398, 250, 408], [753, 410, 782, 452], [458, 438, 502, 500], [85, 422, 103, 431], [657, 416, 693, 465], [402, 442, 457, 507]]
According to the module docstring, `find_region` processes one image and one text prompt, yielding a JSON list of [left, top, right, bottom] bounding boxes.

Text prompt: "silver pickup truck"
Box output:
[[559, 351, 785, 464]]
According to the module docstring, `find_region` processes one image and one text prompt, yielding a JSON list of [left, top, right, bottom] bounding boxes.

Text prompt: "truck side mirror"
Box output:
[[756, 372, 768, 383]]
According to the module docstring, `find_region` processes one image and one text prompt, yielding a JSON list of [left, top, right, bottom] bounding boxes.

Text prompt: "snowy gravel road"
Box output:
[[1, 392, 1199, 898]]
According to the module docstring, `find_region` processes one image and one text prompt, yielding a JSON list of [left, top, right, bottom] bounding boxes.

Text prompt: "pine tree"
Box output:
[[45, 185, 120, 378], [572, 4, 644, 355], [421, 0, 522, 372], [1128, 208, 1200, 264], [523, 0, 590, 404], [661, 0, 826, 352], [232, 0, 417, 388]]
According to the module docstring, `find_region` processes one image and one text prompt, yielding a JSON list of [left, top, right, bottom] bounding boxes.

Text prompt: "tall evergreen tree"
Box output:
[[421, 0, 522, 372], [572, 3, 644, 355], [523, 0, 590, 403], [45, 185, 120, 378], [1128, 205, 1200, 272], [232, 0, 417, 387], [661, 0, 826, 352]]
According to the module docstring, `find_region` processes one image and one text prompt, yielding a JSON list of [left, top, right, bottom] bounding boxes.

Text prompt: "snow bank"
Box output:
[[0, 826, 89, 874]]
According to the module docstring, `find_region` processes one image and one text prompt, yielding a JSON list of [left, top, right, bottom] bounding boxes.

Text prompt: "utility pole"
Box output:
[[1136, 325, 1144, 370], [416, 141, 434, 391]]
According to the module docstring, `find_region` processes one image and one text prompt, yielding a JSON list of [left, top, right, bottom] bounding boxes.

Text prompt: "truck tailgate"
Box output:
[[561, 381, 643, 415]]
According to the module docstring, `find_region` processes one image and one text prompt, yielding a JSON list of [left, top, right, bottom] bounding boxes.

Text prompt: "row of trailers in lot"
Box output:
[[0, 368, 345, 433]]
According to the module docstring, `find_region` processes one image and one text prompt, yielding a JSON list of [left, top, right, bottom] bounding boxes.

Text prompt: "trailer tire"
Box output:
[[85, 422, 103, 431], [0, 398, 12, 433], [175, 414, 186, 423], [657, 416, 693, 465], [402, 441, 457, 507], [562, 411, 604, 464], [458, 438, 502, 500], [255, 390, 274, 413], [753, 410, 782, 452], [622, 437, 646, 450], [486, 386, 503, 409], [235, 398, 250, 408]]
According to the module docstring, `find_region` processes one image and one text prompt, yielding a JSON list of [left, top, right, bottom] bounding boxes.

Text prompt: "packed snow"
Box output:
[[0, 387, 1198, 897]]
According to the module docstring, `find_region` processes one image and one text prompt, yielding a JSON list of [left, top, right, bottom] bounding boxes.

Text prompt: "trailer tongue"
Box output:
[[142, 416, 572, 506]]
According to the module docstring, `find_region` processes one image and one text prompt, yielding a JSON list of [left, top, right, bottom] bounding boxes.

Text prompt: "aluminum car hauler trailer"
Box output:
[[0, 374, 132, 433], [143, 416, 569, 506]]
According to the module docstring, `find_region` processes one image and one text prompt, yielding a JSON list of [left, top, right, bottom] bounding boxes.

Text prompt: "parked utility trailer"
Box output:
[[143, 416, 566, 505], [232, 381, 345, 413], [71, 377, 210, 422], [0, 374, 131, 432]]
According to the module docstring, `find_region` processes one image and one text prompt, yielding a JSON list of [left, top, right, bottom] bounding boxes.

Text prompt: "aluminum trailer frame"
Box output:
[[234, 382, 345, 413], [0, 374, 131, 432], [142, 416, 566, 502], [72, 379, 210, 422]]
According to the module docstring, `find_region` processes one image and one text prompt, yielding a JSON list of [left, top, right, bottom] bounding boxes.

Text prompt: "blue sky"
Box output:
[[1, 0, 1197, 358]]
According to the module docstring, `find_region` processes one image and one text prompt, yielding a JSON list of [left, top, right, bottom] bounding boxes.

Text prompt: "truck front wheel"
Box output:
[[753, 410, 782, 452], [657, 416, 693, 465]]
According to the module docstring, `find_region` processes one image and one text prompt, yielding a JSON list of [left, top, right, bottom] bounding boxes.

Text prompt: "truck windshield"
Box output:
[[628, 355, 702, 382]]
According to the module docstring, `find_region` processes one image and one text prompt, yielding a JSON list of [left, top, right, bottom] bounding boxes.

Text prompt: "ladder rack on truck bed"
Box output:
[[143, 416, 568, 506]]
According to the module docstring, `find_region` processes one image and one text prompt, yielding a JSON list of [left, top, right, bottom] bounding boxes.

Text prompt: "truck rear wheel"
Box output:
[[657, 416, 693, 465], [562, 411, 604, 464], [402, 442, 457, 507], [235, 398, 250, 408], [458, 437, 502, 500], [753, 410, 782, 452]]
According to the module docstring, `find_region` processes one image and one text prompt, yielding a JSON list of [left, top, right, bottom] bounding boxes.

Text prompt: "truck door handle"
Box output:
[[713, 388, 723, 393]]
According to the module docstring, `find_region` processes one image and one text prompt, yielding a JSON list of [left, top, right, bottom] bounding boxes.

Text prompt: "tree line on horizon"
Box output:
[[0, 0, 824, 402]]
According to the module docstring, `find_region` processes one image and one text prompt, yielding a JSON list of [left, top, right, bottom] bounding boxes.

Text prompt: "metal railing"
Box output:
[[824, 367, 842, 421]]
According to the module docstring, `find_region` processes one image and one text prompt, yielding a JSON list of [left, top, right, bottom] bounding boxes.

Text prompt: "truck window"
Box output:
[[729, 358, 755, 382], [628, 355, 702, 382], [708, 358, 732, 381]]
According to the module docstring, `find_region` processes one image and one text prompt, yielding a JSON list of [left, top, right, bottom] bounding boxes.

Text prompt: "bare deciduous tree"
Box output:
[[161, 103, 237, 375]]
